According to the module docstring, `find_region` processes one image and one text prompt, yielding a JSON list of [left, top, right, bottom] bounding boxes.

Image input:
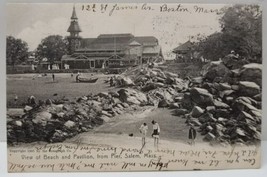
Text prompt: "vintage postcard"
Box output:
[[6, 3, 262, 172]]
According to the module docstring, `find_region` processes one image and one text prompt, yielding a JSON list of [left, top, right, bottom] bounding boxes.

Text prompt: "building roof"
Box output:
[[77, 33, 160, 52], [129, 40, 141, 46], [71, 6, 78, 20], [98, 33, 134, 38], [79, 33, 134, 51], [173, 40, 194, 53], [67, 21, 82, 32], [133, 36, 158, 46], [80, 38, 96, 48]]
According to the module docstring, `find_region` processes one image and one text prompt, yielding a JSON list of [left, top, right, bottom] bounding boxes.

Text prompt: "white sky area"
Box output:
[[7, 3, 226, 59]]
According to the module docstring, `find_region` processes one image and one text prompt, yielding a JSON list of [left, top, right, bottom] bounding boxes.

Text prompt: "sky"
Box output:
[[7, 3, 226, 59]]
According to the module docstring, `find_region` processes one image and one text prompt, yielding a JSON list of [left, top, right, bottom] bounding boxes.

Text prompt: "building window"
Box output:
[[90, 60, 95, 68]]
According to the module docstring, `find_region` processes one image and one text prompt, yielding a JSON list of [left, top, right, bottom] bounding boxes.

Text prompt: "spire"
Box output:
[[67, 5, 82, 33], [71, 5, 78, 20]]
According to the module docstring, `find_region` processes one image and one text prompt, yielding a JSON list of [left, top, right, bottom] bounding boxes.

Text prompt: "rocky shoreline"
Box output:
[[7, 54, 262, 146]]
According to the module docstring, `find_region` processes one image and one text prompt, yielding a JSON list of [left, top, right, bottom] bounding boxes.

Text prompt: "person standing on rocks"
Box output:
[[139, 123, 148, 148], [188, 125, 197, 145], [151, 120, 160, 148], [110, 77, 114, 87]]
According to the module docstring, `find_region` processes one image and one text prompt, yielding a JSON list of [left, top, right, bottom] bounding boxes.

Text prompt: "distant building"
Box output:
[[172, 40, 202, 63], [62, 6, 163, 71], [26, 51, 38, 65]]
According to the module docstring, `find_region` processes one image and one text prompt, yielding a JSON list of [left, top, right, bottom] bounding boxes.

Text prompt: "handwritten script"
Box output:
[[8, 142, 260, 172], [81, 3, 222, 16]]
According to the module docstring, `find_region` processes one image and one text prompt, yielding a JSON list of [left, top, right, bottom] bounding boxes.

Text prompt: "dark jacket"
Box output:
[[189, 127, 197, 139]]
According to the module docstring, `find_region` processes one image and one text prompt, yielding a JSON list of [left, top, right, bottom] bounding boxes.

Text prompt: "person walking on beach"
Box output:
[[76, 72, 81, 82], [151, 120, 160, 148], [188, 125, 197, 145], [52, 73, 55, 82], [139, 123, 148, 147], [14, 94, 18, 106]]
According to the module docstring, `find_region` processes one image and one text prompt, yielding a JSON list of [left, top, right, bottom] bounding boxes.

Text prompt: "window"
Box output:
[[90, 60, 95, 68]]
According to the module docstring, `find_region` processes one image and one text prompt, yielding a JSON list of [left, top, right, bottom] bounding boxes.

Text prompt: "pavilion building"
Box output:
[[61, 6, 163, 72]]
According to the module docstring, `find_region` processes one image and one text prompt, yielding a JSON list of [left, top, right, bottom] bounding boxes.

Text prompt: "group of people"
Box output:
[[139, 121, 197, 149], [109, 76, 124, 87], [139, 120, 161, 149]]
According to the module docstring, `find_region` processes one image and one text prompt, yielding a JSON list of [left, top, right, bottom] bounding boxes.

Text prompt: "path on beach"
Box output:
[[66, 107, 204, 147]]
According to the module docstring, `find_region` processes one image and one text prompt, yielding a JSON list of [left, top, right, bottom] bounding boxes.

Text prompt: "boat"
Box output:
[[77, 77, 98, 83]]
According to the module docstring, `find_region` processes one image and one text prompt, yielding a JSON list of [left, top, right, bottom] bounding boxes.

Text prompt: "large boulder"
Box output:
[[165, 71, 178, 78], [211, 109, 230, 118], [222, 55, 248, 69], [239, 63, 262, 86], [158, 99, 169, 108], [198, 112, 216, 123], [118, 88, 147, 105], [253, 94, 262, 101], [151, 88, 174, 103], [175, 109, 189, 116], [191, 106, 204, 118], [151, 68, 167, 79], [203, 132, 216, 141], [219, 90, 234, 99], [64, 120, 76, 129], [213, 99, 230, 109], [237, 111, 254, 122], [32, 111, 52, 126], [24, 106, 33, 112], [141, 83, 157, 92], [190, 87, 214, 107], [218, 83, 232, 90], [191, 77, 204, 85], [50, 130, 68, 143], [173, 78, 188, 91], [118, 76, 135, 86], [234, 97, 260, 114], [239, 81, 260, 97], [97, 92, 109, 98], [101, 110, 113, 117], [169, 102, 180, 109], [108, 91, 120, 98], [202, 61, 231, 82]]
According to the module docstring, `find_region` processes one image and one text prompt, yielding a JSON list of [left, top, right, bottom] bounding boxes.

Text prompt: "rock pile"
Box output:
[[117, 65, 188, 107], [7, 57, 262, 146], [177, 58, 262, 145], [7, 87, 151, 145]]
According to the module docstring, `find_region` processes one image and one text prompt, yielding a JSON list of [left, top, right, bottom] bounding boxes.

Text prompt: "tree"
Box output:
[[220, 5, 262, 59], [196, 32, 224, 60], [36, 35, 68, 63], [6, 36, 29, 66], [197, 5, 262, 62]]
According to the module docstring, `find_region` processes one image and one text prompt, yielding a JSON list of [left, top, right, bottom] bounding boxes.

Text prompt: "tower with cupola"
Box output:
[[67, 5, 82, 54]]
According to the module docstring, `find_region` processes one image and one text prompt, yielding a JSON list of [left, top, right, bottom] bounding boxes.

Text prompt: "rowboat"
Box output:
[[77, 77, 98, 83]]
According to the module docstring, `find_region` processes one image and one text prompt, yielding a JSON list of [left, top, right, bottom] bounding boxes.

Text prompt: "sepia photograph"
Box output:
[[6, 3, 262, 172]]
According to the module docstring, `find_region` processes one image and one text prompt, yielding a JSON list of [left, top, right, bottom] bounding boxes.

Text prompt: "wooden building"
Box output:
[[62, 6, 163, 71], [172, 40, 202, 63]]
